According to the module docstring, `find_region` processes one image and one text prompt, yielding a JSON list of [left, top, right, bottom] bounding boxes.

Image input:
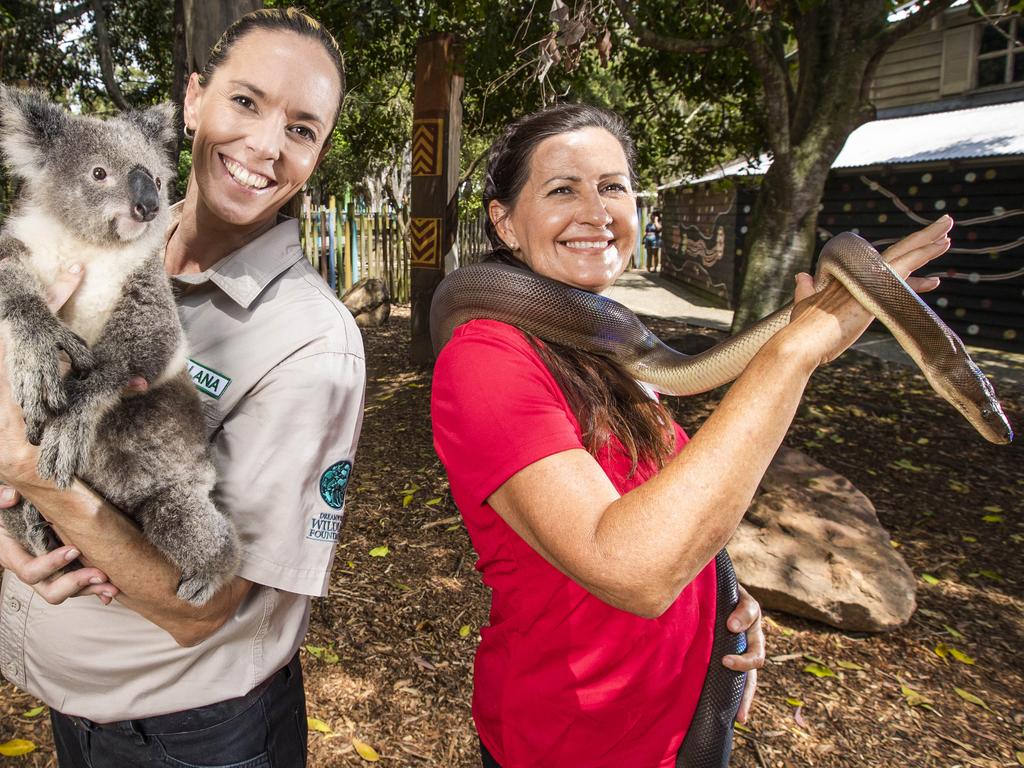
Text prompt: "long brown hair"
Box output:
[[483, 105, 676, 474]]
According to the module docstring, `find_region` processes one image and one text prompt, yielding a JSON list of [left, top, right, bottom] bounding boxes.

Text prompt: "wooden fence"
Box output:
[[301, 199, 493, 301]]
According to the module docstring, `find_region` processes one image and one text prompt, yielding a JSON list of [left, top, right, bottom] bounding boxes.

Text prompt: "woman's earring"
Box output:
[[183, 124, 196, 141]]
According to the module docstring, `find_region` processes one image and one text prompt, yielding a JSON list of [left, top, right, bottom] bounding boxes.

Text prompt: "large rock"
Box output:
[[342, 278, 390, 328], [728, 446, 917, 632]]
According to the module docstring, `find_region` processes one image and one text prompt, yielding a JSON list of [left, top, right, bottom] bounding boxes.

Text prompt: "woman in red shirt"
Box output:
[[432, 105, 951, 767]]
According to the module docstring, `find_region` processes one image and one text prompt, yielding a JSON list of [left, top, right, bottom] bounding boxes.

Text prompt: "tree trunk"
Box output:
[[183, 0, 262, 76]]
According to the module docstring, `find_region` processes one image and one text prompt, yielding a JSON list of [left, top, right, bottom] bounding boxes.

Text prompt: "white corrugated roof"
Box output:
[[658, 100, 1024, 190], [833, 100, 1024, 167]]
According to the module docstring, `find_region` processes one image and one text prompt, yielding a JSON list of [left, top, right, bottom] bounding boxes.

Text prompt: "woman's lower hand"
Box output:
[[721, 584, 764, 724], [0, 485, 118, 605]]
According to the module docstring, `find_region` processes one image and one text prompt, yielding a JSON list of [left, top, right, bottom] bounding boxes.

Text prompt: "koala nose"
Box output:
[[128, 166, 160, 223]]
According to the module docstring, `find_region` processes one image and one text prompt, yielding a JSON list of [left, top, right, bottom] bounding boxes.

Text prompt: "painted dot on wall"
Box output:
[[967, 324, 980, 335], [851, 228, 860, 235], [740, 225, 748, 234], [934, 200, 947, 210], [736, 248, 743, 256], [968, 272, 980, 283], [921, 173, 933, 183], [820, 231, 829, 241], [743, 205, 751, 214], [955, 307, 967, 318], [1005, 329, 1018, 340], [842, 203, 852, 212], [958, 197, 969, 207], [877, 213, 888, 223], [984, 169, 997, 180], [964, 171, 977, 182], [937, 297, 949, 308], [993, 206, 1005, 215], [908, 185, 919, 195]]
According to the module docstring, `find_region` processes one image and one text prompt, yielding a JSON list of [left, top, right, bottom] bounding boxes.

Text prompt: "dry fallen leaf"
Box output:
[[0, 739, 36, 756], [307, 717, 333, 734], [353, 737, 380, 762], [953, 687, 990, 711]]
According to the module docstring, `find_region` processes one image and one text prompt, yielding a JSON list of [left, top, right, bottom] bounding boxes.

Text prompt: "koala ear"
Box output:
[[125, 102, 178, 149], [0, 86, 68, 178]]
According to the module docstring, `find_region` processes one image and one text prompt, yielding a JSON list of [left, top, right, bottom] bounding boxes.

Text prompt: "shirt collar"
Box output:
[[167, 201, 303, 309]]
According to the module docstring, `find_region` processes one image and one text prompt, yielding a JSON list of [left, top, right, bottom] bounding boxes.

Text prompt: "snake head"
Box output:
[[934, 360, 1014, 444]]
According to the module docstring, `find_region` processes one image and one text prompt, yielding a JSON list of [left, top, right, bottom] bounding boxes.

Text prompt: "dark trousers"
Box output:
[[50, 652, 307, 768], [480, 738, 502, 768]]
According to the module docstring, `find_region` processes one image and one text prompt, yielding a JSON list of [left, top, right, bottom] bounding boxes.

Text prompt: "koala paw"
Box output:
[[36, 410, 91, 488], [176, 564, 232, 607], [7, 325, 94, 444], [24, 519, 63, 557]]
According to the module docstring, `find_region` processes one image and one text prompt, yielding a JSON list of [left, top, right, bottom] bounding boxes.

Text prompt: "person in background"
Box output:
[[0, 9, 364, 767]]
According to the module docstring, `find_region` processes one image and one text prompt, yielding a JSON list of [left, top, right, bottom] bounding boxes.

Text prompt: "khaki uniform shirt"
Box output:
[[0, 213, 365, 721]]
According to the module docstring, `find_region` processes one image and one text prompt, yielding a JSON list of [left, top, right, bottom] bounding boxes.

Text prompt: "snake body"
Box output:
[[429, 231, 1013, 767]]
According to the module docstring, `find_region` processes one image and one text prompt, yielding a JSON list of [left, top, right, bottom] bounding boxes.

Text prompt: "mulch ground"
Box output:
[[1, 305, 1021, 767]]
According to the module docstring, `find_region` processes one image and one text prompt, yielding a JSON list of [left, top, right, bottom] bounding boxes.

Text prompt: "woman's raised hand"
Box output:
[[787, 215, 952, 369]]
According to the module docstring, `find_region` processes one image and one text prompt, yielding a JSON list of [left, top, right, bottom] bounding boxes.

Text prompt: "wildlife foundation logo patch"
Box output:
[[319, 460, 352, 510]]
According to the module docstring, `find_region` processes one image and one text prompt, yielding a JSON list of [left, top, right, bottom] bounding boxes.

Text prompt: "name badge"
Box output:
[[187, 359, 232, 399]]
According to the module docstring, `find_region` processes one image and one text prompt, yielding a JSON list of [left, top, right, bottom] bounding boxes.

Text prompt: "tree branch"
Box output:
[[611, 0, 735, 54], [458, 146, 490, 186], [53, 2, 90, 25], [90, 0, 131, 111]]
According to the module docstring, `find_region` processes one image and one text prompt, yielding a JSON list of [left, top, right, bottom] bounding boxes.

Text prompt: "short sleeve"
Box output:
[[211, 350, 365, 597], [431, 320, 583, 511]]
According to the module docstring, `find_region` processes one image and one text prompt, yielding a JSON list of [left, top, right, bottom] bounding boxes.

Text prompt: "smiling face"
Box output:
[[490, 127, 638, 293], [183, 28, 341, 230]]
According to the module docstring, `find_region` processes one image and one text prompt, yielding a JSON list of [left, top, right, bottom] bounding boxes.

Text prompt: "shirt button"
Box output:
[[7, 598, 20, 613]]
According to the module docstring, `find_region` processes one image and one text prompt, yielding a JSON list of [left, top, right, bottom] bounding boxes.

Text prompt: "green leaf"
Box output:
[[733, 721, 752, 733], [961, 535, 977, 543], [369, 545, 389, 557], [459, 624, 472, 638], [425, 497, 443, 506], [953, 686, 990, 711], [1014, 750, 1024, 766], [921, 573, 940, 585], [21, 705, 46, 718], [891, 459, 924, 472], [305, 645, 324, 658], [802, 662, 835, 678], [402, 493, 415, 508], [982, 504, 1003, 513], [785, 697, 804, 706], [900, 684, 933, 710], [981, 514, 1003, 523], [977, 569, 1002, 581], [943, 624, 965, 640], [836, 660, 864, 671], [353, 737, 380, 761]]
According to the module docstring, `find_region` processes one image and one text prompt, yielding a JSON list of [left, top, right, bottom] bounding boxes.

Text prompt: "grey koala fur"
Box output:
[[0, 86, 239, 606]]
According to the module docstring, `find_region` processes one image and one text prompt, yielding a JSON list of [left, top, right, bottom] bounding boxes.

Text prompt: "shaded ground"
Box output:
[[2, 306, 1022, 766]]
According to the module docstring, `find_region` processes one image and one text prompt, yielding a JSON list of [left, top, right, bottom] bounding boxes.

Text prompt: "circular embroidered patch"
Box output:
[[319, 460, 352, 509]]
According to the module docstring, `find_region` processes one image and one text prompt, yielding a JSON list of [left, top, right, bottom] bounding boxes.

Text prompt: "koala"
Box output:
[[0, 87, 239, 606]]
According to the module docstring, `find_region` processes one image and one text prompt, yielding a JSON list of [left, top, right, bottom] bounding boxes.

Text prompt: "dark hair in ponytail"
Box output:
[[481, 104, 675, 474]]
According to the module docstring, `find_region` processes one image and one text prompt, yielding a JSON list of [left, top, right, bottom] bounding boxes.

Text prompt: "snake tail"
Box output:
[[676, 549, 746, 768]]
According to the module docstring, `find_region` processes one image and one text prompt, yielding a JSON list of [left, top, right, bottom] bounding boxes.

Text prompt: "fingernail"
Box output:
[[101, 590, 114, 598], [729, 619, 740, 631], [64, 548, 80, 562], [89, 576, 103, 585], [0, 487, 15, 503], [68, 264, 82, 274]]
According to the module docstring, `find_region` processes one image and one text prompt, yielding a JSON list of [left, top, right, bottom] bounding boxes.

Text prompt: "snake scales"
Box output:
[[429, 231, 1013, 767]]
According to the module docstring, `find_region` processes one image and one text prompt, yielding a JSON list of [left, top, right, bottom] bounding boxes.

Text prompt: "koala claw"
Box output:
[[36, 413, 90, 488], [176, 571, 226, 607]]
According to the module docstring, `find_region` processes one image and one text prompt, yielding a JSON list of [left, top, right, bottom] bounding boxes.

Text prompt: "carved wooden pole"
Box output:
[[409, 33, 464, 365]]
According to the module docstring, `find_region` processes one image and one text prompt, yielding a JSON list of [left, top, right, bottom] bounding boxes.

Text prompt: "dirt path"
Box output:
[[2, 307, 1021, 766]]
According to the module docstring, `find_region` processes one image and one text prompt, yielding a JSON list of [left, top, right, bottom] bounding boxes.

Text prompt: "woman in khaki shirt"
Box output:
[[0, 9, 364, 767]]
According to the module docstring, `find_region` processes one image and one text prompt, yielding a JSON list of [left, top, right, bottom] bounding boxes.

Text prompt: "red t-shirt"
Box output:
[[432, 320, 718, 768]]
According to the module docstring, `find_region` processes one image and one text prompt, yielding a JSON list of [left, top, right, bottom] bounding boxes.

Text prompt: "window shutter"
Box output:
[[940, 25, 977, 94]]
